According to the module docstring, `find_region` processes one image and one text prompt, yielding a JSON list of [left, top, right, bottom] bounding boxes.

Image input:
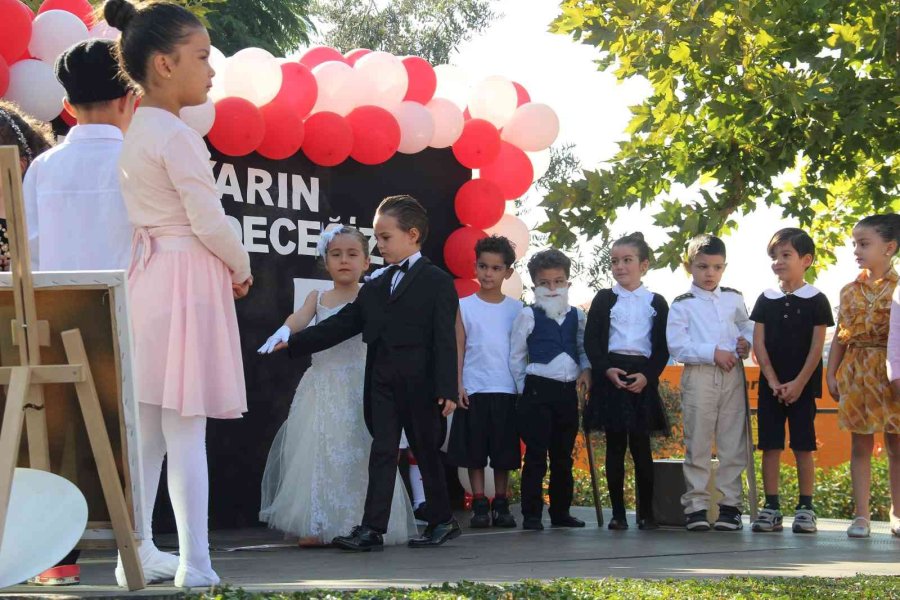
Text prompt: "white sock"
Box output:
[[409, 463, 425, 508]]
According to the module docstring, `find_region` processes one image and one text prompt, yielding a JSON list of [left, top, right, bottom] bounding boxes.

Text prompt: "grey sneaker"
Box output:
[[751, 507, 783, 532], [792, 508, 817, 533], [847, 516, 870, 538]]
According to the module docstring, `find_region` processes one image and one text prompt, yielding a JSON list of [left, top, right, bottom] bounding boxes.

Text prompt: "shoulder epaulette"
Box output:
[[721, 286, 742, 295], [673, 293, 694, 303]]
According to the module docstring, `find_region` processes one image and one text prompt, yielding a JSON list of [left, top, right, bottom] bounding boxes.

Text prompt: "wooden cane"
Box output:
[[738, 364, 759, 520], [578, 384, 604, 526]]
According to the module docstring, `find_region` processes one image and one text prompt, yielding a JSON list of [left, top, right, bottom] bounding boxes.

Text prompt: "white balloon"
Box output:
[[468, 75, 518, 129], [502, 270, 524, 299], [311, 61, 362, 116], [528, 148, 552, 182], [501, 102, 560, 152], [426, 97, 464, 148], [392, 101, 435, 154], [89, 20, 120, 41], [180, 98, 215, 137], [433, 64, 471, 111], [354, 51, 408, 109], [486, 213, 530, 260], [223, 47, 283, 107], [208, 46, 227, 102], [5, 60, 65, 122], [457, 466, 496, 498], [28, 10, 89, 65]]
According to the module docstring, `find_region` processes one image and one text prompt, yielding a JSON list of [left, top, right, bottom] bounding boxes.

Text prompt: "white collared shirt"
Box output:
[[389, 251, 422, 293], [608, 284, 655, 357], [509, 306, 591, 394], [666, 283, 754, 365], [23, 124, 132, 271]]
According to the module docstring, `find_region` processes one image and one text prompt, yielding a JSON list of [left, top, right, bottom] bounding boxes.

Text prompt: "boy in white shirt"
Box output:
[[448, 236, 523, 528], [666, 234, 753, 532], [509, 249, 592, 530], [24, 39, 136, 272]]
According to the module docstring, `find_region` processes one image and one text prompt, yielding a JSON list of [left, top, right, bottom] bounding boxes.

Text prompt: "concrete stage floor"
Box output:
[[3, 506, 898, 597]]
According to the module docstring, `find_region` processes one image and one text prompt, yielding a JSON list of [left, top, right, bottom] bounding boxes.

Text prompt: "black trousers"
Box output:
[[517, 375, 578, 519], [363, 347, 451, 532], [605, 431, 654, 519]]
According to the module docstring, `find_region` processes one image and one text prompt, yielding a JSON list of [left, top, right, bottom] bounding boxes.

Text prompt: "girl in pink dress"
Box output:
[[104, 0, 252, 588]]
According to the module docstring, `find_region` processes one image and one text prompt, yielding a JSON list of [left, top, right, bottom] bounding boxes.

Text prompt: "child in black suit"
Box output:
[[284, 195, 460, 551]]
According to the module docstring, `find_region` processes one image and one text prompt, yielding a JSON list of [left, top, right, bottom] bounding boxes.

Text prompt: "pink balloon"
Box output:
[[402, 56, 436, 104], [426, 97, 464, 148], [486, 214, 530, 260], [344, 48, 371, 65], [299, 46, 347, 70], [501, 102, 560, 152], [480, 141, 533, 200], [392, 101, 434, 155]]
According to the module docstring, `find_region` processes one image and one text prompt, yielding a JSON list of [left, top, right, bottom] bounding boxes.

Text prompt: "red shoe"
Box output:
[[28, 565, 80, 586]]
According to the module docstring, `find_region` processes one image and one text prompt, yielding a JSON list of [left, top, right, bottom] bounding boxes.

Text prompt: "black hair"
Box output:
[[767, 228, 815, 266], [527, 248, 571, 281], [613, 231, 653, 264], [104, 0, 204, 89], [376, 195, 429, 244], [0, 100, 55, 170], [475, 235, 516, 268], [686, 234, 726, 264], [856, 214, 900, 255]]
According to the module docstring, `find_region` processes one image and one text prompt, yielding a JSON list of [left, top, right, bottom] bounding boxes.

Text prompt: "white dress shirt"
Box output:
[[608, 284, 655, 357], [509, 306, 591, 394], [389, 251, 422, 293], [666, 283, 754, 365], [23, 124, 133, 271]]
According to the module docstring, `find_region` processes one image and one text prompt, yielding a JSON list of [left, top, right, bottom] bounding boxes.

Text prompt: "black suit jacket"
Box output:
[[287, 256, 459, 434]]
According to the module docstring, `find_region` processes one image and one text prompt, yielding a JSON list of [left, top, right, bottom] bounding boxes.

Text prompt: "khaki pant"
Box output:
[[680, 364, 748, 514]]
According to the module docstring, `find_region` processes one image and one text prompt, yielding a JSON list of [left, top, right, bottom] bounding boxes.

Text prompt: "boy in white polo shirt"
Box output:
[[448, 235, 523, 528]]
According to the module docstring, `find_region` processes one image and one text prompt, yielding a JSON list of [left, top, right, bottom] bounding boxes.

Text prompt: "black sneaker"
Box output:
[[522, 516, 544, 530], [490, 498, 517, 528], [469, 497, 490, 528], [685, 509, 710, 531], [714, 505, 743, 531], [413, 503, 428, 526]]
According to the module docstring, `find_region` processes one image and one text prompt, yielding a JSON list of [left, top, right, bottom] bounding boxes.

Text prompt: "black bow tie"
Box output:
[[391, 261, 409, 273]]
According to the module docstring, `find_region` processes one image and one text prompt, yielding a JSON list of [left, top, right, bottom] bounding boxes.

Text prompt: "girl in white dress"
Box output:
[[258, 226, 416, 546]]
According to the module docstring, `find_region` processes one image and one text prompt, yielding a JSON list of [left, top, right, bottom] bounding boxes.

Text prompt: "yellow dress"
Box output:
[[835, 268, 900, 434]]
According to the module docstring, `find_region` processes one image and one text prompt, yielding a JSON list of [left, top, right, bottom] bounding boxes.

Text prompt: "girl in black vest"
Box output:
[[584, 233, 669, 530]]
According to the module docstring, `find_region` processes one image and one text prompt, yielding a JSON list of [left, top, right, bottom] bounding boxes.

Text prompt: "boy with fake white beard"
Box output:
[[510, 249, 592, 530]]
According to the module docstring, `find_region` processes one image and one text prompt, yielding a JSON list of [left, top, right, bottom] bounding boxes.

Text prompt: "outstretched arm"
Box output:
[[287, 298, 365, 357]]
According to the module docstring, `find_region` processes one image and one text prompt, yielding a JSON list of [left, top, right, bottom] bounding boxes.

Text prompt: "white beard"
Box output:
[[534, 286, 570, 320]]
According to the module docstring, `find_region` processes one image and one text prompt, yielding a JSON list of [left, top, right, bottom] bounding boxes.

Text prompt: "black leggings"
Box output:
[[605, 431, 654, 519]]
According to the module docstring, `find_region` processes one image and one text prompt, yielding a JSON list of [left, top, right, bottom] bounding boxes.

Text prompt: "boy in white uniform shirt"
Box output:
[[667, 234, 753, 532], [510, 249, 592, 530], [24, 39, 136, 272]]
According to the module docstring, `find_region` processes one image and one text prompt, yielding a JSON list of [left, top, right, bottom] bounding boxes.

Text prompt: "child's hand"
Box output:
[[826, 372, 840, 401], [438, 397, 456, 417], [624, 373, 648, 394], [458, 389, 470, 409], [258, 325, 291, 354], [233, 276, 253, 299], [736, 337, 751, 359], [767, 377, 783, 397], [714, 349, 737, 372], [606, 367, 628, 388], [777, 379, 803, 404], [576, 368, 592, 393]]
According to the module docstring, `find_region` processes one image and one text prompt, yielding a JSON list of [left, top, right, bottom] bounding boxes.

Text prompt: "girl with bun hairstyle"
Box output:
[[103, 0, 252, 588]]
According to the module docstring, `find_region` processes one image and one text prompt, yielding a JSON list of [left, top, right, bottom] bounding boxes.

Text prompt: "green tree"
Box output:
[[543, 1, 899, 271], [312, 0, 496, 64], [207, 0, 313, 56]]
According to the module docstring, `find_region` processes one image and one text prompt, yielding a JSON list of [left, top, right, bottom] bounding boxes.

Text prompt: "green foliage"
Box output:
[[206, 0, 313, 56], [312, 0, 496, 64], [544, 1, 900, 271]]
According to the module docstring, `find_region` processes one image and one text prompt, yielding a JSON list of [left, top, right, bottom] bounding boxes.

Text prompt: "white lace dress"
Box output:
[[259, 294, 416, 544]]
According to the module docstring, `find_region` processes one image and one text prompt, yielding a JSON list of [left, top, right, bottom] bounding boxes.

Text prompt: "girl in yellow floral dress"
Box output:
[[826, 214, 900, 539]]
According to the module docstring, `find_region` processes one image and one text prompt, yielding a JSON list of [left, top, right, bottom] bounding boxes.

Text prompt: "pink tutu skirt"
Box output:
[[128, 226, 247, 419]]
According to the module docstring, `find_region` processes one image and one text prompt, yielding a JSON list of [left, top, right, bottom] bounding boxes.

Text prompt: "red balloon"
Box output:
[[257, 101, 304, 160], [346, 105, 401, 166], [463, 108, 471, 120], [208, 97, 265, 157], [401, 56, 436, 104], [0, 0, 33, 64], [454, 179, 505, 230], [271, 62, 317, 118], [513, 82, 531, 106], [37, 0, 94, 27], [59, 106, 76, 126], [299, 46, 346, 70], [301, 111, 353, 167], [0, 56, 9, 98], [451, 118, 500, 169], [454, 278, 480, 298], [344, 48, 371, 65], [480, 141, 534, 200], [444, 226, 487, 279]]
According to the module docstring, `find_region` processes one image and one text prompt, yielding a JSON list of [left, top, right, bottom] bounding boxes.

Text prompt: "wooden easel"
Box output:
[[0, 147, 145, 590]]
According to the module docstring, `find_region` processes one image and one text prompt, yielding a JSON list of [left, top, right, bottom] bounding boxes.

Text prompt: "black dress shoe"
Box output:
[[470, 497, 490, 528], [551, 514, 586, 528], [638, 517, 659, 530], [607, 517, 629, 530], [491, 498, 517, 528], [332, 525, 383, 552], [408, 518, 462, 548], [522, 516, 544, 530]]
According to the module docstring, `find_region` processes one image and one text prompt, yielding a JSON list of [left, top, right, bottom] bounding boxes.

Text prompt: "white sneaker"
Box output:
[[751, 507, 783, 532], [792, 508, 817, 533], [115, 546, 179, 587], [847, 516, 870, 538], [174, 564, 220, 589]]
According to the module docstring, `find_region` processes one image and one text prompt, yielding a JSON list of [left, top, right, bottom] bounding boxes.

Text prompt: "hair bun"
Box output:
[[627, 231, 645, 241], [104, 0, 137, 31]]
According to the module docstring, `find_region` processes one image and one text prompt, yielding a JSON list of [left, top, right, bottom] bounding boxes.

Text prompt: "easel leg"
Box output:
[[61, 330, 145, 591], [0, 367, 31, 551], [24, 385, 50, 471]]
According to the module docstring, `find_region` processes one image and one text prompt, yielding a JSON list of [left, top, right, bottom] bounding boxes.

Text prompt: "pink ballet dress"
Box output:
[[119, 107, 251, 419]]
